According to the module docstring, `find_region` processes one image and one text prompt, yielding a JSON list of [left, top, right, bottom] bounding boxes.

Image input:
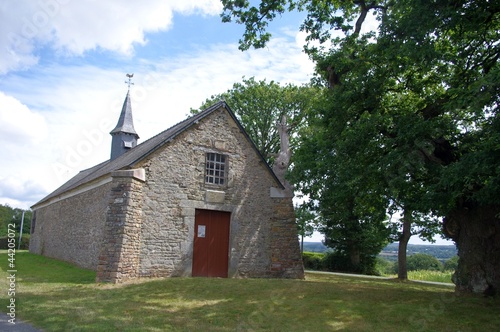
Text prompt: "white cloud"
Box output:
[[0, 92, 48, 145], [2, 34, 313, 207], [0, 6, 314, 209], [125, 36, 314, 138], [0, 177, 47, 208], [0, 0, 222, 74]]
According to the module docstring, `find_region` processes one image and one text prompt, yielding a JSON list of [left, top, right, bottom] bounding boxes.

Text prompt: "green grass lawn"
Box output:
[[386, 270, 454, 284], [1, 251, 498, 331]]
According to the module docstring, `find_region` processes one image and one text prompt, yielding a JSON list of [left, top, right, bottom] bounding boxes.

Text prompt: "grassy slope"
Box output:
[[1, 251, 498, 331]]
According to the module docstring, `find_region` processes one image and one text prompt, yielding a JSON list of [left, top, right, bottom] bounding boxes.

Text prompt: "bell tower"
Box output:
[[110, 74, 139, 160]]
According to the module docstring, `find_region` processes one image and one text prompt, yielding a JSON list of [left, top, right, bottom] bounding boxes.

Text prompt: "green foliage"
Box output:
[[375, 257, 394, 275], [444, 256, 459, 272], [221, 0, 385, 51], [0, 234, 30, 250], [325, 250, 381, 275], [302, 251, 324, 270], [322, 251, 358, 273], [223, 0, 500, 292], [0, 204, 32, 237], [407, 254, 443, 272], [191, 76, 319, 166], [394, 253, 443, 273], [221, 0, 300, 51], [302, 250, 380, 275], [305, 248, 456, 277], [296, 204, 318, 238], [223, 0, 499, 262], [291, 88, 394, 270]]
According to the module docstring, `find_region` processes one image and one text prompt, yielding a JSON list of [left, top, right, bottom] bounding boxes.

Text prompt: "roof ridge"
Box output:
[[128, 100, 227, 166], [31, 100, 285, 209]]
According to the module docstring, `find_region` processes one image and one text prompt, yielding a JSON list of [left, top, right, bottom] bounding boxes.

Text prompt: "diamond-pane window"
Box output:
[[205, 153, 227, 185]]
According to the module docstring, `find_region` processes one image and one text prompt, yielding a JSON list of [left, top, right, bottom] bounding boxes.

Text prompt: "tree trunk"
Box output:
[[444, 205, 499, 296], [350, 247, 361, 267], [272, 115, 293, 196], [398, 209, 412, 280]]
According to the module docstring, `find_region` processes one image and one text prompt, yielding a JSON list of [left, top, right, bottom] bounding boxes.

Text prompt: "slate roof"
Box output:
[[33, 101, 283, 208], [110, 91, 139, 137]]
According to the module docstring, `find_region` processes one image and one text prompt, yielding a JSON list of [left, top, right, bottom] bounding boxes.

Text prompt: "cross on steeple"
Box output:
[[125, 73, 134, 90]]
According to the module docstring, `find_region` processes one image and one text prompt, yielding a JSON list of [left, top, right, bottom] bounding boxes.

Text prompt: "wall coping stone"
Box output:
[[111, 168, 146, 182], [269, 187, 287, 198]]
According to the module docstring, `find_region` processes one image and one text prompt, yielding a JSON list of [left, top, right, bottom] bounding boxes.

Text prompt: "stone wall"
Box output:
[[29, 106, 304, 281], [29, 180, 112, 270], [136, 107, 304, 279]]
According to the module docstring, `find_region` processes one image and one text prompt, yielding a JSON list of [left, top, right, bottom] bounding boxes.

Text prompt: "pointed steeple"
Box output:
[[110, 91, 138, 136], [110, 75, 139, 160]]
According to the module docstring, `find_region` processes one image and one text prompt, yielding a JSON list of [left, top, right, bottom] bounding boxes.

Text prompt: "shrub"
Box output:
[[443, 256, 459, 271], [406, 253, 443, 272], [303, 250, 380, 275], [302, 252, 325, 270], [0, 234, 30, 250], [322, 251, 356, 273], [321, 251, 379, 275], [375, 257, 394, 275]]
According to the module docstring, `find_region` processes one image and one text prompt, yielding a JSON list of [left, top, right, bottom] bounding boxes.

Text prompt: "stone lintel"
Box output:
[[111, 168, 146, 182]]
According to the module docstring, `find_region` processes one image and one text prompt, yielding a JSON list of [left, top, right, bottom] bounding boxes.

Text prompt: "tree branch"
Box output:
[[353, 1, 388, 35]]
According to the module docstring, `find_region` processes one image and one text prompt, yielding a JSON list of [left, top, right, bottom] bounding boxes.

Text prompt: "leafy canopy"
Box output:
[[222, 0, 500, 220], [192, 76, 319, 166]]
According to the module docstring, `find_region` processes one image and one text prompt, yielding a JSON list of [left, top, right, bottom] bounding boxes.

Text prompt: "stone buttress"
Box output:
[[96, 169, 145, 283]]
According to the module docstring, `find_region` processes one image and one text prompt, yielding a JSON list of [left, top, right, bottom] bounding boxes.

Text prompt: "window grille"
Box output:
[[205, 153, 227, 185]]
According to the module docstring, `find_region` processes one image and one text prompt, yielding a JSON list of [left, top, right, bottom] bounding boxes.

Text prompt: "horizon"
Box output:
[[303, 231, 454, 246]]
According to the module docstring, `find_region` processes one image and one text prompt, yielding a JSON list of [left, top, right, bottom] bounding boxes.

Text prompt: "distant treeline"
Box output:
[[303, 242, 457, 262]]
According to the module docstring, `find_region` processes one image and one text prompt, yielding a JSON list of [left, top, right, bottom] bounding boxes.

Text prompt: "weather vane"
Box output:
[[125, 73, 134, 90]]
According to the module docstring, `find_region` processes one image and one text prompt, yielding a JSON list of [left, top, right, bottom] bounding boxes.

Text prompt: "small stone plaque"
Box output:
[[205, 190, 225, 203]]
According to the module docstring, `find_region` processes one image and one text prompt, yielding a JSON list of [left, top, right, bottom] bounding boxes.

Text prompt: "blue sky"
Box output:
[[0, 1, 452, 245], [0, 0, 313, 207]]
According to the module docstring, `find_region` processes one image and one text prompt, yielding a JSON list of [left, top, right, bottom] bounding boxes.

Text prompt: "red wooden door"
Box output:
[[192, 209, 230, 277]]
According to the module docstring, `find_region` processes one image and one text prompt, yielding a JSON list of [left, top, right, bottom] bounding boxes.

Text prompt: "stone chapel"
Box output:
[[29, 85, 304, 283]]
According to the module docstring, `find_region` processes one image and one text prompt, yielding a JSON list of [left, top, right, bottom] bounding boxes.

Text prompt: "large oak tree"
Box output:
[[222, 0, 500, 295]]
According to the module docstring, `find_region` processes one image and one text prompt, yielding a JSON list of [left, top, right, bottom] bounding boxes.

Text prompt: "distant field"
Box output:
[[1, 251, 498, 331], [380, 243, 457, 262], [303, 242, 457, 262]]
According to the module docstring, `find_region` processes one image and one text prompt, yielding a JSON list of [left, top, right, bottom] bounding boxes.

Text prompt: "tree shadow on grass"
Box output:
[[3, 253, 499, 331], [13, 278, 353, 331], [12, 276, 499, 332]]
